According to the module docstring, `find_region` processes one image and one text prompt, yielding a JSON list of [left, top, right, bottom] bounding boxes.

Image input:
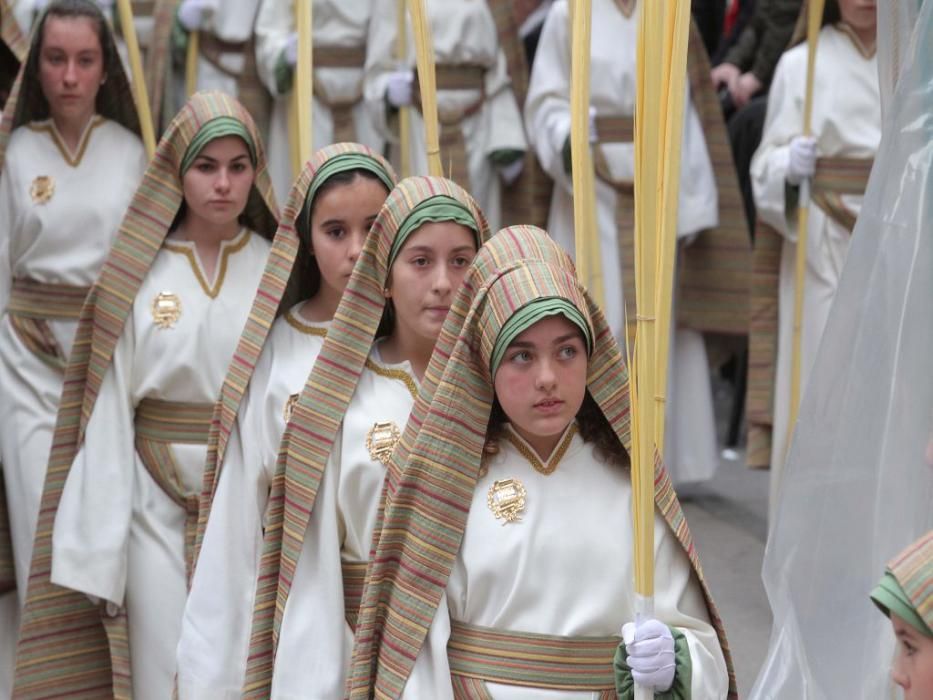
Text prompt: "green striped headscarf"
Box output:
[[347, 226, 738, 700], [241, 176, 491, 696], [387, 195, 480, 269], [872, 531, 933, 638], [13, 91, 278, 698], [180, 116, 256, 174], [197, 143, 397, 556]]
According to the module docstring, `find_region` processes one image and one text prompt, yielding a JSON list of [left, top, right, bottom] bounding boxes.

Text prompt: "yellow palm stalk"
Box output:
[[289, 0, 313, 177], [396, 0, 411, 178], [185, 31, 199, 97], [115, 0, 155, 157], [407, 0, 441, 176], [788, 0, 826, 451], [567, 0, 604, 307]]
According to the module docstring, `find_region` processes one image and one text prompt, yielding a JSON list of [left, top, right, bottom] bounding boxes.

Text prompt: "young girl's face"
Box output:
[[182, 136, 254, 227], [891, 613, 933, 699], [493, 314, 588, 457], [385, 221, 476, 346], [309, 174, 387, 299]]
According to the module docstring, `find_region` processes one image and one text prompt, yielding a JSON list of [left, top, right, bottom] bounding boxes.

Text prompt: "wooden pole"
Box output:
[[292, 0, 313, 176], [407, 0, 441, 176], [115, 0, 156, 157], [185, 31, 199, 97], [396, 0, 411, 178]]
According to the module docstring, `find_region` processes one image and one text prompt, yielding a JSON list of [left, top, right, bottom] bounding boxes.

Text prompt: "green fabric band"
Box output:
[[490, 297, 594, 376], [181, 116, 256, 175], [303, 153, 397, 230], [387, 196, 479, 270], [872, 571, 933, 638], [614, 627, 693, 700]]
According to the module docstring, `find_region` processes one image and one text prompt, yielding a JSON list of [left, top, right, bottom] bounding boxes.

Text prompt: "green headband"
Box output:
[[303, 153, 397, 230], [490, 297, 594, 376], [872, 571, 933, 638], [180, 116, 256, 175], [387, 196, 478, 270]]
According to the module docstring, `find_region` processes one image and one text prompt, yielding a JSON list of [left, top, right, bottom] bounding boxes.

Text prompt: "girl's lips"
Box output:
[[534, 399, 564, 414]]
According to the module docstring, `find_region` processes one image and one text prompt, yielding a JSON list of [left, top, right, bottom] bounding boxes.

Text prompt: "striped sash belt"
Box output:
[[341, 559, 367, 630], [413, 64, 488, 192], [592, 115, 638, 345], [134, 398, 213, 585], [811, 156, 873, 233], [447, 619, 619, 699], [7, 278, 90, 370], [311, 45, 368, 145]]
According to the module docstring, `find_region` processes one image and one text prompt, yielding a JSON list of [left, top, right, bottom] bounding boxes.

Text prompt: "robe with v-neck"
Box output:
[[50, 229, 269, 700]]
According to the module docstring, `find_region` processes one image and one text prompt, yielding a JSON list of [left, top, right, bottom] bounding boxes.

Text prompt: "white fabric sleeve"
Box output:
[[523, 1, 573, 193], [750, 52, 802, 241], [51, 316, 137, 605], [482, 47, 527, 156], [651, 512, 729, 698], [400, 591, 455, 700], [254, 0, 293, 96], [362, 0, 402, 143], [175, 390, 270, 699]]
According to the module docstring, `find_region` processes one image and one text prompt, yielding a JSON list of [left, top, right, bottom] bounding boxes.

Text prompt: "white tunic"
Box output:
[[176, 307, 328, 699], [524, 0, 720, 485], [255, 0, 384, 201], [273, 347, 417, 698], [750, 26, 879, 510], [190, 0, 265, 95], [404, 428, 729, 699], [50, 229, 270, 700], [0, 118, 145, 599], [363, 0, 527, 232]]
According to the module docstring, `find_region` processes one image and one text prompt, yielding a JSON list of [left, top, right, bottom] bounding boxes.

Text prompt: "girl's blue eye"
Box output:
[[510, 350, 532, 364], [558, 345, 578, 359]]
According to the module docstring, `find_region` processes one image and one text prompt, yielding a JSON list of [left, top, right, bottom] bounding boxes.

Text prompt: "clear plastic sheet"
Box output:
[[748, 1, 933, 697]]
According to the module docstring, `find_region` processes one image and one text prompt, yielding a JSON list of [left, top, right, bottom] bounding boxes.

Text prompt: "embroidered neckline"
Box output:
[[163, 228, 251, 299], [835, 22, 877, 59], [364, 356, 418, 400], [285, 310, 328, 336], [27, 114, 105, 167], [505, 423, 578, 476]]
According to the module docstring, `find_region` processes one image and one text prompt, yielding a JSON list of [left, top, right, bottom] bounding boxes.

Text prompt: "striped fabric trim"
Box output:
[[811, 156, 873, 232], [13, 92, 279, 697], [0, 0, 27, 63], [196, 144, 396, 565], [342, 560, 368, 630], [0, 4, 141, 171], [242, 177, 490, 697], [347, 226, 736, 700], [448, 620, 618, 691], [889, 531, 933, 632], [8, 278, 90, 319]]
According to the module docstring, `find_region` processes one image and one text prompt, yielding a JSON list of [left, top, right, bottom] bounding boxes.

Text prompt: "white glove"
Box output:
[[786, 135, 817, 186], [283, 33, 299, 67], [588, 105, 598, 144], [177, 0, 209, 32], [386, 70, 414, 108], [498, 157, 524, 185], [86, 594, 121, 618], [621, 619, 676, 692]]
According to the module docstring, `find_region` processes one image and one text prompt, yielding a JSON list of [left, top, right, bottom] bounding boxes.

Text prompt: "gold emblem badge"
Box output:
[[283, 393, 300, 423], [151, 291, 182, 329], [487, 478, 527, 524], [365, 421, 401, 465], [30, 175, 55, 204]]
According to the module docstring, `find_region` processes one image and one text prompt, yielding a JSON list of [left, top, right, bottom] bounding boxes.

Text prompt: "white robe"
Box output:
[[363, 0, 528, 232], [255, 0, 384, 201], [188, 0, 265, 96], [750, 26, 879, 512], [175, 307, 328, 699], [525, 0, 719, 484], [271, 347, 417, 698], [50, 229, 270, 700], [403, 428, 729, 699], [0, 118, 145, 599]]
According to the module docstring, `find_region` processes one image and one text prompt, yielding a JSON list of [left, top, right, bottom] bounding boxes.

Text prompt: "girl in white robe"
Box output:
[[346, 225, 735, 699], [237, 176, 491, 698], [176, 142, 398, 697], [255, 0, 384, 200], [525, 0, 722, 485], [12, 92, 278, 698], [363, 0, 528, 233], [750, 4, 880, 511]]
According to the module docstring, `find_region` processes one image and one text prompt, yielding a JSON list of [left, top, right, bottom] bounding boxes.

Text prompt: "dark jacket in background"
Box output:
[[721, 0, 803, 87]]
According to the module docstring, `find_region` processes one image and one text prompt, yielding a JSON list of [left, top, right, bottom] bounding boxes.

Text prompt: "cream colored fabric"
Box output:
[[255, 0, 384, 200], [272, 347, 417, 698], [363, 0, 527, 232], [403, 432, 729, 698], [176, 308, 328, 699], [750, 25, 879, 512], [0, 118, 145, 599], [50, 230, 270, 700], [524, 0, 719, 485]]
